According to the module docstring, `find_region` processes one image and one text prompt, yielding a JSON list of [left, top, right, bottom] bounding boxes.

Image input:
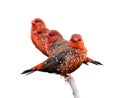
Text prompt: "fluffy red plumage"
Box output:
[[31, 18, 49, 56]]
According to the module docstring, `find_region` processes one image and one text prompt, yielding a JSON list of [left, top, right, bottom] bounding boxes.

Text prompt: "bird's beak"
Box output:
[[31, 20, 35, 25], [44, 33, 49, 37], [45, 30, 49, 34], [33, 31, 37, 34], [73, 38, 79, 42]]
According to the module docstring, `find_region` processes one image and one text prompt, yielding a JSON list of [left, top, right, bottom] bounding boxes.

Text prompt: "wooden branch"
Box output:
[[64, 75, 80, 98]]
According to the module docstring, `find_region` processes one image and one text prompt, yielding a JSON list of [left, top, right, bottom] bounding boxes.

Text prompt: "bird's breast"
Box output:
[[57, 48, 86, 75]]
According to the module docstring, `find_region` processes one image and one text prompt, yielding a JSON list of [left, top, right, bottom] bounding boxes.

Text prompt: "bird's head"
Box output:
[[31, 18, 46, 28], [31, 18, 46, 33], [45, 30, 63, 43], [70, 34, 83, 42], [68, 34, 85, 49]]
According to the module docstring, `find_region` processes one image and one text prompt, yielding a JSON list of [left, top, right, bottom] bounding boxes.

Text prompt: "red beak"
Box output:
[[44, 33, 49, 37], [33, 31, 37, 34], [73, 38, 79, 42], [31, 20, 36, 25]]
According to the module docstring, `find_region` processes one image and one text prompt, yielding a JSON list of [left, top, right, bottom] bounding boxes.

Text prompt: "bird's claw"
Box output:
[[65, 73, 74, 82]]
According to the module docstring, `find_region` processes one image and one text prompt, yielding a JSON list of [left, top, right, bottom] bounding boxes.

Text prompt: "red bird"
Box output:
[[31, 18, 49, 56], [21, 34, 87, 76], [31, 18, 47, 29], [45, 30, 68, 56], [44, 30, 102, 65]]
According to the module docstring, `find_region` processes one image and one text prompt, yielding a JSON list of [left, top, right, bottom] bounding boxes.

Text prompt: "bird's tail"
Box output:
[[84, 57, 103, 65], [21, 69, 35, 75], [21, 62, 44, 75]]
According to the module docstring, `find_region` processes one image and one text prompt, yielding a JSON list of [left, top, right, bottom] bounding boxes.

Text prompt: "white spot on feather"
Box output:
[[45, 62, 47, 64]]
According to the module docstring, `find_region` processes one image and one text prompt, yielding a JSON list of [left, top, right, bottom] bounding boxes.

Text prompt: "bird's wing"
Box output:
[[42, 45, 73, 71]]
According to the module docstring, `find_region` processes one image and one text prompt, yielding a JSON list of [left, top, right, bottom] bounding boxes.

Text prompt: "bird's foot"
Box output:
[[65, 73, 74, 82]]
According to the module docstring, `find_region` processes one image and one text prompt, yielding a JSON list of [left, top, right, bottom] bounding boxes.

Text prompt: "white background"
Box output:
[[0, 0, 120, 98]]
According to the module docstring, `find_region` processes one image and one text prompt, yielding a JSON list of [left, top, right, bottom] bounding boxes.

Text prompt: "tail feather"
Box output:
[[84, 57, 103, 65], [91, 61, 103, 65], [21, 62, 44, 75], [21, 69, 35, 75]]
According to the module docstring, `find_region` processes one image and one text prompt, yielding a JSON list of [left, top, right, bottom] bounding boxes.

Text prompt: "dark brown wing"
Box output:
[[41, 45, 74, 74]]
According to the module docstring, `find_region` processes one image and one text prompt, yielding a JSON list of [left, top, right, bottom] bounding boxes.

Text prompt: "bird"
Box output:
[[21, 34, 87, 77], [31, 18, 49, 56], [44, 30, 102, 65], [45, 30, 68, 56], [31, 18, 47, 29], [30, 18, 102, 65]]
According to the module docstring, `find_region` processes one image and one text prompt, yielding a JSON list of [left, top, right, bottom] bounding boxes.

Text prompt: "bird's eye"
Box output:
[[35, 20, 40, 23], [50, 33, 55, 36], [38, 31, 42, 34]]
